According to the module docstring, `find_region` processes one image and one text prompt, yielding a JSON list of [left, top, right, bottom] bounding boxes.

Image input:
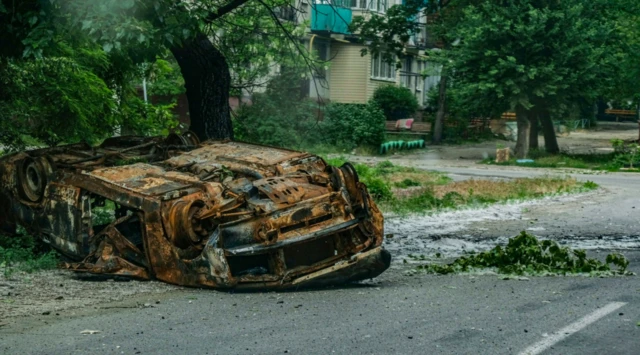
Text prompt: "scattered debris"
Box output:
[[495, 148, 510, 163], [80, 330, 101, 335], [415, 231, 633, 276]]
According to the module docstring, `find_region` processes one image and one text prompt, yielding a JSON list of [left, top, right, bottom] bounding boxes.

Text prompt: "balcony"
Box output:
[[274, 6, 297, 23], [407, 23, 437, 49], [311, 4, 352, 34]]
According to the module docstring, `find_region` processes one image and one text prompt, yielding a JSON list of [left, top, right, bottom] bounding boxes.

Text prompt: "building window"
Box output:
[[350, 0, 387, 12], [371, 54, 396, 81], [400, 57, 412, 88]]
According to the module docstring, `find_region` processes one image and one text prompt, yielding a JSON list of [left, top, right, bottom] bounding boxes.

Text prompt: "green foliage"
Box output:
[[233, 72, 322, 149], [323, 103, 387, 149], [350, 0, 425, 65], [418, 231, 632, 276], [147, 58, 185, 97], [0, 56, 116, 149], [388, 189, 465, 213], [610, 139, 640, 169], [61, 0, 313, 97], [449, 0, 628, 118], [117, 92, 180, 137], [0, 229, 59, 278], [582, 181, 599, 190], [372, 85, 419, 120], [351, 163, 394, 200], [394, 179, 422, 188], [1, 0, 318, 148]]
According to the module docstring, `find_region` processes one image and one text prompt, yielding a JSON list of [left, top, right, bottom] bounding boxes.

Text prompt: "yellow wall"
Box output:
[[328, 42, 369, 103], [328, 42, 400, 104]]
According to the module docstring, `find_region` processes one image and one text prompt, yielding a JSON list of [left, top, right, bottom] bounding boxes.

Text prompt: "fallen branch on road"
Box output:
[[414, 231, 633, 277]]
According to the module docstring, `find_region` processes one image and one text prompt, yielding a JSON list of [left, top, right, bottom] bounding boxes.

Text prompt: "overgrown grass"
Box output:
[[412, 231, 632, 277], [327, 158, 598, 214], [0, 228, 59, 278]]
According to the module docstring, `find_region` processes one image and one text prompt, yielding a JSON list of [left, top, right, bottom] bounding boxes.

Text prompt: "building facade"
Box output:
[[297, 0, 442, 108]]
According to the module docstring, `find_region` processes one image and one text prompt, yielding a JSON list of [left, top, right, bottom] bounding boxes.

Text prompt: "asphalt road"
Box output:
[[1, 254, 639, 355], [2, 163, 639, 355]]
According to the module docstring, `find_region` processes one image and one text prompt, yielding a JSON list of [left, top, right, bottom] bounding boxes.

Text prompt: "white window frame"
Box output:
[[371, 53, 396, 81], [350, 0, 387, 13], [415, 60, 424, 92]]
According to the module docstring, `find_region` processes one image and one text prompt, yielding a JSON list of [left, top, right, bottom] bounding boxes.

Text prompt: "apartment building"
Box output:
[[294, 0, 441, 107]]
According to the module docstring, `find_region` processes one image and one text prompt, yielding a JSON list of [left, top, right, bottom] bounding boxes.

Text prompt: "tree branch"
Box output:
[[205, 0, 254, 23]]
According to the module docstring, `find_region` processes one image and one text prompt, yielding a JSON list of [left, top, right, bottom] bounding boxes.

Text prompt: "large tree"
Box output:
[[1, 0, 315, 145], [450, 0, 630, 157]]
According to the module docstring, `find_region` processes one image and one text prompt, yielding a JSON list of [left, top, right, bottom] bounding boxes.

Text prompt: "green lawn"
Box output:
[[327, 158, 599, 214]]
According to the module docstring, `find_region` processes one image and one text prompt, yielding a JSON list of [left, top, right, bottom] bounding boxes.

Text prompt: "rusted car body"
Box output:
[[0, 133, 390, 289]]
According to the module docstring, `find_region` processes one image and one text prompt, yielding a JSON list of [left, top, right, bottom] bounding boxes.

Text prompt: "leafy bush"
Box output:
[[0, 57, 116, 149], [0, 51, 180, 150], [371, 85, 419, 120], [323, 103, 387, 149], [233, 72, 322, 149], [235, 73, 387, 151], [233, 95, 320, 148], [417, 231, 632, 276]]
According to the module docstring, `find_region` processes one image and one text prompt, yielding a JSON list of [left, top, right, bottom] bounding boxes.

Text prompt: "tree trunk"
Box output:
[[540, 110, 559, 154], [529, 109, 539, 150], [170, 33, 233, 141], [514, 105, 530, 159], [432, 74, 447, 144]]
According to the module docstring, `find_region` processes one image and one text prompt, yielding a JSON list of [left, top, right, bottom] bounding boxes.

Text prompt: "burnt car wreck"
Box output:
[[0, 133, 390, 289]]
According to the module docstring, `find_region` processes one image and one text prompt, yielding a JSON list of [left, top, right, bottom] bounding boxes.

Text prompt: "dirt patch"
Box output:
[[0, 269, 177, 321]]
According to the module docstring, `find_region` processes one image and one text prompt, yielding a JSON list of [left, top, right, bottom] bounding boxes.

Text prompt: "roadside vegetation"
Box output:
[[409, 231, 632, 277], [327, 159, 598, 214], [0, 228, 59, 279], [482, 139, 640, 172]]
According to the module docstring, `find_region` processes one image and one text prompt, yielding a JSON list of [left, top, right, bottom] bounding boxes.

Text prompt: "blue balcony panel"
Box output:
[[311, 5, 352, 34]]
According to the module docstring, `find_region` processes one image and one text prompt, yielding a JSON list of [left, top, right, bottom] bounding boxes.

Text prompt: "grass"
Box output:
[[0, 228, 59, 279], [412, 231, 632, 277], [481, 146, 640, 172], [327, 158, 598, 214]]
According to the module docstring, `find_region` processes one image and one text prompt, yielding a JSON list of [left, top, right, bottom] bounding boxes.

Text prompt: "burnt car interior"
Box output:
[[0, 132, 391, 289]]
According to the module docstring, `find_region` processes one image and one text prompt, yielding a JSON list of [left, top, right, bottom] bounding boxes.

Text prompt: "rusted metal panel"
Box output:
[[0, 133, 390, 289]]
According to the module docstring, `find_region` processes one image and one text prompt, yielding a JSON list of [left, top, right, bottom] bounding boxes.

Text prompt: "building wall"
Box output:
[[328, 42, 369, 103]]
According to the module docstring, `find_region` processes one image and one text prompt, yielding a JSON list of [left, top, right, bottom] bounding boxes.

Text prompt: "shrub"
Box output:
[[233, 95, 320, 148], [610, 139, 640, 169], [371, 85, 419, 120], [233, 72, 322, 149], [323, 103, 386, 149]]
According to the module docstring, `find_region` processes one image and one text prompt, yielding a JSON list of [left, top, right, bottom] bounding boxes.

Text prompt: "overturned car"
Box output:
[[0, 133, 390, 289]]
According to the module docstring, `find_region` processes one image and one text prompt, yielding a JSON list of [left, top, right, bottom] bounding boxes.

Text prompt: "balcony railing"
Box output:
[[274, 6, 297, 22], [311, 4, 352, 34], [407, 23, 437, 49]]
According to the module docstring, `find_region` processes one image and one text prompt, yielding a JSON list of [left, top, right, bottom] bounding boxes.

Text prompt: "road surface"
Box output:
[[2, 156, 639, 354]]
